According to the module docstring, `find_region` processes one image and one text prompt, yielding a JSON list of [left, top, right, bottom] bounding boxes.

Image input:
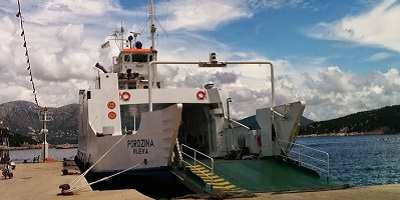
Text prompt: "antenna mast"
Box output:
[[108, 22, 125, 50], [120, 22, 124, 49]]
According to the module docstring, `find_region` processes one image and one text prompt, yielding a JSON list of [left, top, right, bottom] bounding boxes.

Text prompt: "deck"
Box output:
[[1, 161, 400, 199], [186, 157, 341, 193]]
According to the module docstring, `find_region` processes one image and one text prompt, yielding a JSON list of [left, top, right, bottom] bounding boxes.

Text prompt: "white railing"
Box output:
[[276, 138, 330, 182], [180, 144, 214, 187]]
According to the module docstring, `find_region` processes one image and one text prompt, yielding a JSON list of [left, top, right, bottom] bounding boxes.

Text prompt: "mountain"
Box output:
[[299, 105, 400, 135], [237, 115, 314, 130], [2, 100, 400, 146], [0, 100, 78, 145], [237, 105, 400, 136]]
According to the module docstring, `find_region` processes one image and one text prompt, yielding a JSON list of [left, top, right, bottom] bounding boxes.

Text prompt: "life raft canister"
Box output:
[[196, 91, 206, 99], [120, 91, 131, 101]]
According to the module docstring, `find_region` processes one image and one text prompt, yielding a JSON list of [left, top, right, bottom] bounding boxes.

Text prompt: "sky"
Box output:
[[0, 0, 400, 122]]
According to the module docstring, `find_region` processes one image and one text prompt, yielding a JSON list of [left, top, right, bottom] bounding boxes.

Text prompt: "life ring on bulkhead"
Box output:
[[257, 135, 262, 147], [196, 91, 206, 100], [120, 91, 131, 101]]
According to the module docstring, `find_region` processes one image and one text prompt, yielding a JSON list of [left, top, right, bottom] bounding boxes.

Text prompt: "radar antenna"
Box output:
[[130, 32, 141, 42], [109, 22, 125, 50]]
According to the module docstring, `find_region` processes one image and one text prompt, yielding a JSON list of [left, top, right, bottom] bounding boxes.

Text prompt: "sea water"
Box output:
[[295, 134, 400, 187], [8, 148, 77, 163], [7, 134, 400, 187]]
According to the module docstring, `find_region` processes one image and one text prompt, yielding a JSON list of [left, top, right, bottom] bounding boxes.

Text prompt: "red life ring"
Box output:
[[257, 135, 262, 147], [196, 91, 206, 99], [121, 91, 131, 101]]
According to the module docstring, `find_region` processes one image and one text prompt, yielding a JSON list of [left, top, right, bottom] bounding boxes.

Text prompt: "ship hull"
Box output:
[[74, 158, 192, 199], [76, 103, 189, 198]]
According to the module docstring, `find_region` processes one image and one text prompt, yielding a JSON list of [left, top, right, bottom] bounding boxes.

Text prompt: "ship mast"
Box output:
[[119, 22, 124, 50], [149, 0, 157, 89], [149, 0, 156, 51]]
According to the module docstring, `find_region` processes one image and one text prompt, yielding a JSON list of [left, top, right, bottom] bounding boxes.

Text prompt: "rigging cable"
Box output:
[[154, 17, 206, 88], [16, 0, 39, 107]]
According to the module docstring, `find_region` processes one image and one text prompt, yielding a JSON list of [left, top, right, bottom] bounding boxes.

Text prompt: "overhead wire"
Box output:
[[151, 0, 206, 88], [154, 17, 206, 89], [153, 1, 270, 119]]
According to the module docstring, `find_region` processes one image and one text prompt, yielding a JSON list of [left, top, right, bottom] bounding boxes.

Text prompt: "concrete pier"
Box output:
[[0, 162, 151, 200], [0, 162, 399, 200]]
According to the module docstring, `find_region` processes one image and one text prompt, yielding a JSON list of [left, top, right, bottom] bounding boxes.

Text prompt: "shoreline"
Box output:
[[298, 132, 399, 137], [1, 162, 400, 200], [0, 143, 77, 150]]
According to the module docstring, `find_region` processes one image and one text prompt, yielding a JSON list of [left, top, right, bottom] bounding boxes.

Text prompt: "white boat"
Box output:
[[73, 1, 321, 199]]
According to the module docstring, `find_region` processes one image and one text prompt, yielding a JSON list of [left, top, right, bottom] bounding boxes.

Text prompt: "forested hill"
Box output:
[[2, 100, 400, 146], [0, 100, 78, 145], [299, 105, 400, 135]]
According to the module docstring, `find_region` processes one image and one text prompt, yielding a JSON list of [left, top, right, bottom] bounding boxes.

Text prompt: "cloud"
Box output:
[[0, 3, 101, 106], [246, 0, 319, 10], [1, 0, 400, 124], [306, 0, 400, 52], [366, 52, 390, 61], [28, 0, 121, 25], [298, 67, 400, 121], [156, 0, 252, 31], [310, 57, 327, 65], [157, 0, 320, 32]]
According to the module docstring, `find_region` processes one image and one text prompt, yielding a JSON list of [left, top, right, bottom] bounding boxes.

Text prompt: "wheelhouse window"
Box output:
[[124, 55, 130, 62], [132, 53, 148, 63]]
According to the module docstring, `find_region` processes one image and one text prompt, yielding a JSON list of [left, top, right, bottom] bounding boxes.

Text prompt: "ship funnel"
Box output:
[[95, 63, 108, 73]]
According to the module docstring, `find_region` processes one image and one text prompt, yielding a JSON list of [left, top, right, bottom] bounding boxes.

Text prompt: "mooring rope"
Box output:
[[69, 134, 127, 188], [68, 162, 143, 193]]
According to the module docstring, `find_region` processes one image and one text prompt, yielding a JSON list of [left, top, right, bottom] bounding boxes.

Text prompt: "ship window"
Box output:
[[128, 82, 136, 89], [116, 57, 121, 64], [124, 55, 130, 62], [149, 55, 153, 61], [132, 53, 148, 63]]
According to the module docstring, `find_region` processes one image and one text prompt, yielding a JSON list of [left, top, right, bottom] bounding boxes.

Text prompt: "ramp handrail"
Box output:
[[276, 138, 330, 182], [180, 144, 214, 187]]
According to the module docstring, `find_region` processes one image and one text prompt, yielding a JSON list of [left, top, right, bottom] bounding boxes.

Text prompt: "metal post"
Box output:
[[40, 107, 52, 162], [194, 151, 197, 166], [327, 153, 330, 183], [226, 98, 232, 153], [226, 98, 232, 123], [298, 147, 301, 165], [42, 108, 48, 162]]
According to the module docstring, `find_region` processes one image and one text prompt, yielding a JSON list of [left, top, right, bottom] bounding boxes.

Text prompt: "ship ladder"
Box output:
[[186, 165, 247, 194]]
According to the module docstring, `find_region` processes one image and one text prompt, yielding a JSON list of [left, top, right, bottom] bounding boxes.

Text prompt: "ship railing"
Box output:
[[180, 144, 215, 190], [276, 138, 330, 182]]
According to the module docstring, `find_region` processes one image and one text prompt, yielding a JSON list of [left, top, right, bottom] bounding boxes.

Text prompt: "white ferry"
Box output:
[[73, 1, 331, 199]]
